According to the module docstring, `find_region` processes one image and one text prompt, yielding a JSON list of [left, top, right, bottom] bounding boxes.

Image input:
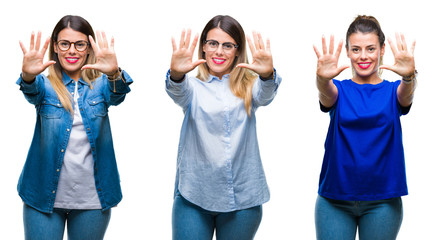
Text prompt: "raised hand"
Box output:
[[379, 33, 416, 77], [19, 31, 56, 82], [81, 31, 119, 75], [313, 35, 349, 82], [170, 29, 206, 80], [237, 31, 274, 79]]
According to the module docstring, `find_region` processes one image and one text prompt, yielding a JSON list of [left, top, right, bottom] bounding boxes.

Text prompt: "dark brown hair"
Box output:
[[346, 15, 385, 48]]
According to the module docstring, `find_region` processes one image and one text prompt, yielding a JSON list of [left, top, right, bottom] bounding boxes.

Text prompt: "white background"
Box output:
[[1, 0, 432, 239]]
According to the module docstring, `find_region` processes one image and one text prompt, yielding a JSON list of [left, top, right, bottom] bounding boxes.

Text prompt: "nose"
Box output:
[[67, 43, 78, 54], [215, 44, 224, 55], [360, 50, 367, 59]]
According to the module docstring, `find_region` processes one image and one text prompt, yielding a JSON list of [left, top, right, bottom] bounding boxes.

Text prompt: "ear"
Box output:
[[380, 43, 386, 57], [53, 42, 58, 54], [346, 45, 349, 58]]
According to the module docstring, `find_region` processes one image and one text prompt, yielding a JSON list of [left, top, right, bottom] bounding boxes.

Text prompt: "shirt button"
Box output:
[[93, 101, 96, 104], [52, 191, 56, 194], [57, 169, 60, 172], [67, 129, 70, 132], [87, 128, 90, 131], [61, 149, 64, 153]]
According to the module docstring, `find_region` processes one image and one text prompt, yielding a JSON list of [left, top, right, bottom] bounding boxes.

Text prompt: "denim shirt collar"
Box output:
[[62, 71, 90, 87]]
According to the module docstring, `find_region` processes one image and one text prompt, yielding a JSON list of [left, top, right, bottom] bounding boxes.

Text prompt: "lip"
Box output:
[[65, 57, 79, 64], [212, 58, 226, 65], [358, 62, 371, 69]]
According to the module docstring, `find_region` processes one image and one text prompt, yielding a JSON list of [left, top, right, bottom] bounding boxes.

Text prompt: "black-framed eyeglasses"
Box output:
[[56, 40, 89, 52], [204, 40, 238, 53]]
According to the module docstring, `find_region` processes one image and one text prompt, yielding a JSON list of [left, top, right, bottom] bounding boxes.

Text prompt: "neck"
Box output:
[[352, 72, 382, 85]]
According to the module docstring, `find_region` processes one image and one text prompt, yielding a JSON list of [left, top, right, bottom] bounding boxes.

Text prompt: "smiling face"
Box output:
[[203, 28, 238, 79], [347, 32, 385, 83], [54, 28, 90, 81]]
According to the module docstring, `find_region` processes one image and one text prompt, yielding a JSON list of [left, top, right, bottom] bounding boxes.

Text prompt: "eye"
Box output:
[[208, 41, 219, 47], [59, 41, 70, 48], [76, 41, 87, 48], [352, 48, 359, 53], [222, 43, 234, 50], [368, 47, 376, 52]]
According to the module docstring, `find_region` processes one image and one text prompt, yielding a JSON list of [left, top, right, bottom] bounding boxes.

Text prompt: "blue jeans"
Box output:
[[23, 204, 111, 240], [172, 193, 262, 240], [315, 195, 403, 240]]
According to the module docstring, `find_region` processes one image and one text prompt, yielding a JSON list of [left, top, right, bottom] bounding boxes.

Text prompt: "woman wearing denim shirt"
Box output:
[[17, 15, 132, 240], [167, 15, 281, 240]]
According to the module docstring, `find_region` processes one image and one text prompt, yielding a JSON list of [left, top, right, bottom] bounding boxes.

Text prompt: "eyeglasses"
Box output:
[[56, 40, 89, 52], [204, 40, 238, 53]]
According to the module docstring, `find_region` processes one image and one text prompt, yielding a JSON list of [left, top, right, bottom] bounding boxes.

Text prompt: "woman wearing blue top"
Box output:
[[166, 15, 281, 240], [313, 15, 416, 240], [17, 15, 132, 240]]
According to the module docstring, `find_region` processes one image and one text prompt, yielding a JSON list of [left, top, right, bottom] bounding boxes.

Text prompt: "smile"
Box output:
[[66, 57, 79, 64], [358, 62, 371, 69], [212, 58, 226, 65]]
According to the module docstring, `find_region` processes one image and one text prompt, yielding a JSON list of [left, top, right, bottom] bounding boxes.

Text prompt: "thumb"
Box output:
[[81, 63, 98, 71], [336, 65, 350, 75], [192, 59, 206, 68], [42, 60, 56, 69]]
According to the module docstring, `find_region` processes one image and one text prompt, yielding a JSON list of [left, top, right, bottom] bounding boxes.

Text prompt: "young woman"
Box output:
[[166, 15, 281, 240], [17, 15, 132, 240], [313, 15, 416, 240]]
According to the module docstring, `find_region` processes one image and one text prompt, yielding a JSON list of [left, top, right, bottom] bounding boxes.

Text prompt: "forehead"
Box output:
[[57, 28, 88, 41], [206, 28, 236, 43], [348, 32, 380, 46]]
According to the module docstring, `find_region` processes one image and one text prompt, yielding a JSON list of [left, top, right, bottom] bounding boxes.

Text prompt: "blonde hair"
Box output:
[[197, 15, 257, 116], [48, 15, 101, 113]]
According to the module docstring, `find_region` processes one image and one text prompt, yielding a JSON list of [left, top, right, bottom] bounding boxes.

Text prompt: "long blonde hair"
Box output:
[[197, 15, 257, 116], [48, 15, 101, 113]]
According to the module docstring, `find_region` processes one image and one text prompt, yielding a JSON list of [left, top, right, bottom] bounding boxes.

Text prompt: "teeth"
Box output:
[[213, 58, 225, 63]]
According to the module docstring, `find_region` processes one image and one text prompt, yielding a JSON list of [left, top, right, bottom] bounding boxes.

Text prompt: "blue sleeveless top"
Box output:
[[319, 79, 410, 201]]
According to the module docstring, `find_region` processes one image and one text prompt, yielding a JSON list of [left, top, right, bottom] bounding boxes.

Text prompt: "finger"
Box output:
[[41, 37, 51, 56], [19, 41, 28, 54], [81, 63, 99, 71], [101, 31, 108, 48], [35, 31, 42, 51], [335, 39, 344, 58], [378, 64, 396, 71], [190, 33, 199, 52], [257, 32, 265, 50], [395, 33, 403, 51], [253, 31, 260, 50], [110, 36, 115, 49], [387, 37, 398, 56], [185, 29, 192, 50], [321, 35, 327, 55], [179, 29, 186, 48], [236, 63, 252, 69], [329, 35, 335, 55], [192, 59, 207, 68], [336, 65, 350, 75], [410, 40, 416, 54], [88, 35, 99, 54], [313, 45, 321, 59], [30, 31, 35, 50], [96, 31, 103, 49], [42, 60, 56, 69], [266, 38, 271, 51], [171, 37, 177, 51], [400, 33, 407, 51], [246, 36, 256, 56]]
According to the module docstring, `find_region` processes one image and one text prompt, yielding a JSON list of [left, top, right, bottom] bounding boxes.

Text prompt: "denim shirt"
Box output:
[[17, 71, 133, 213], [166, 70, 281, 212]]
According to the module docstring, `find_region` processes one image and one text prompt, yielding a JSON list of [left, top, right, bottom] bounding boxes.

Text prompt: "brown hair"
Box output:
[[48, 15, 100, 113]]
